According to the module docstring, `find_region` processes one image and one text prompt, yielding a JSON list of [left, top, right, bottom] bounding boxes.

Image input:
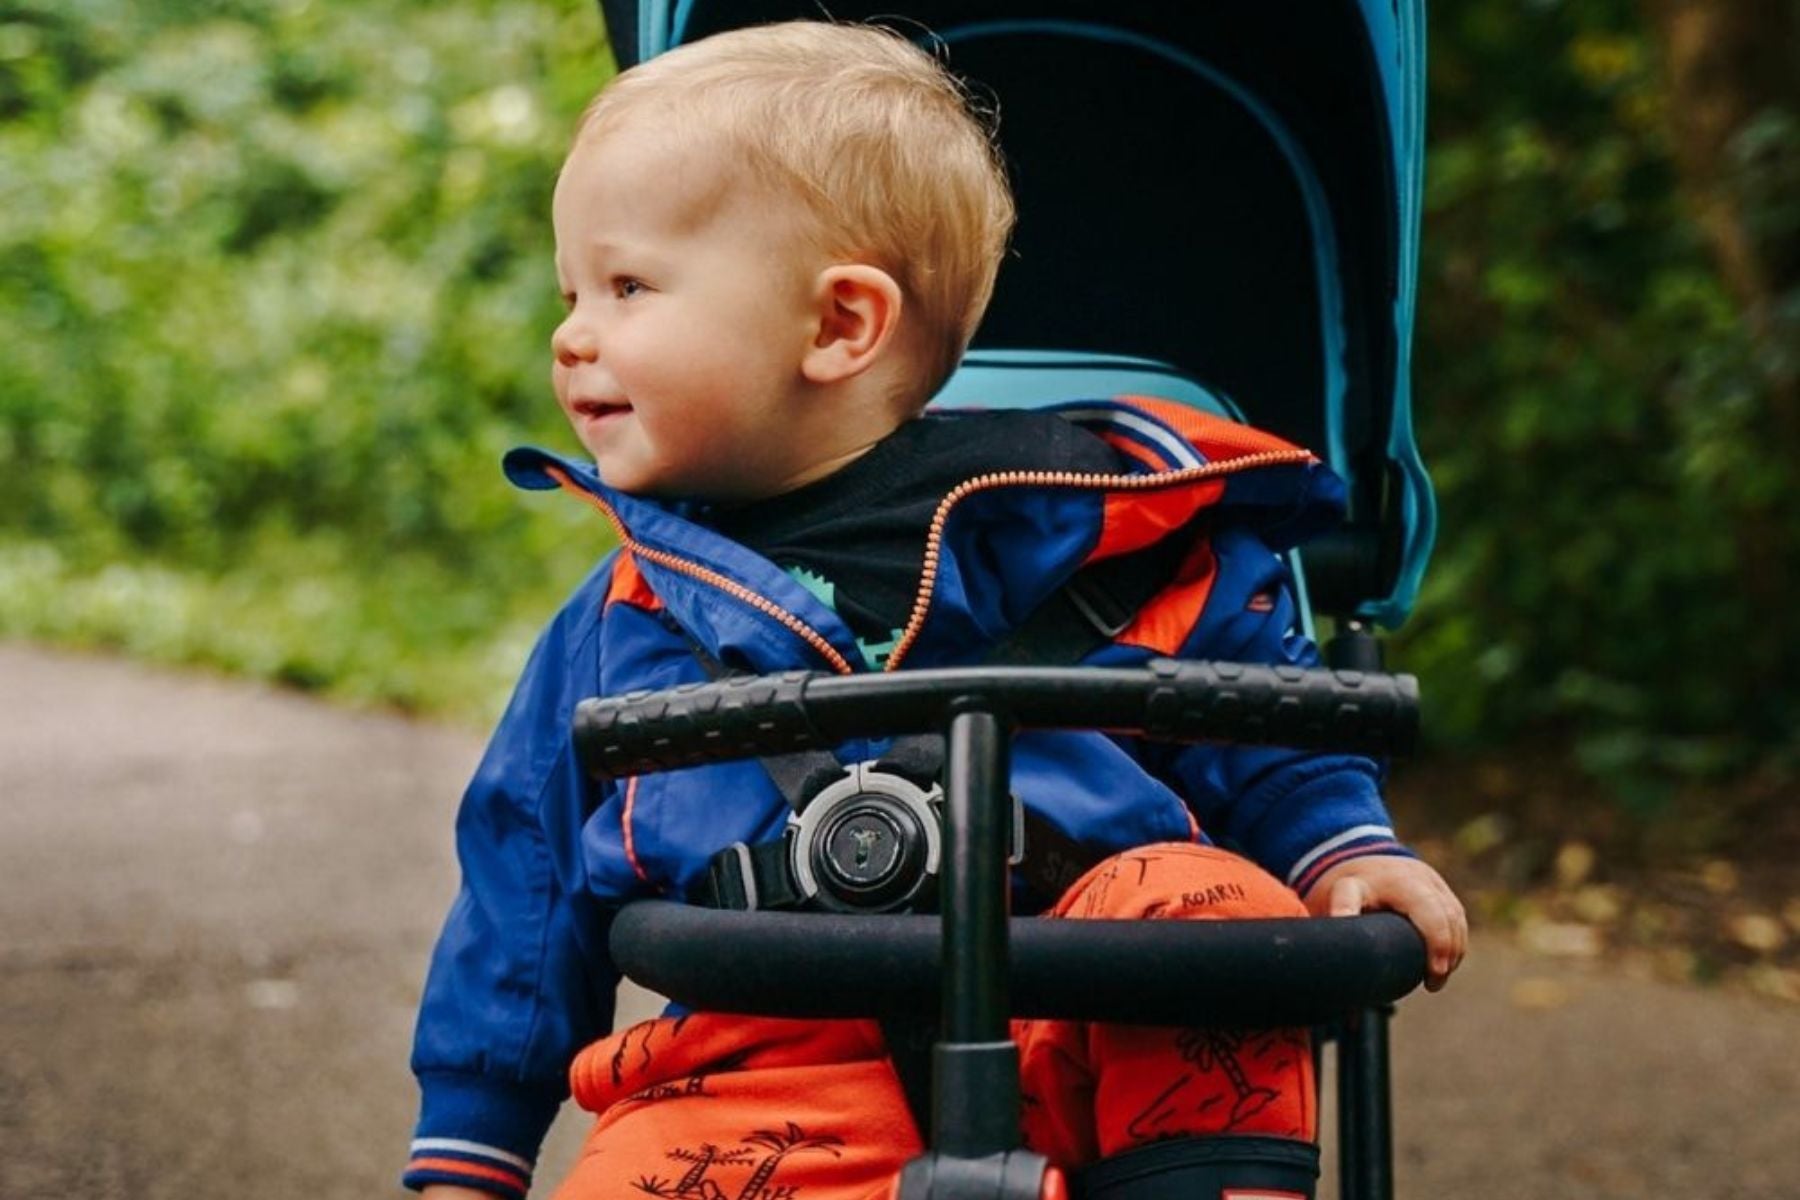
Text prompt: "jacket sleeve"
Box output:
[[403, 561, 624, 1200], [1147, 526, 1415, 896]]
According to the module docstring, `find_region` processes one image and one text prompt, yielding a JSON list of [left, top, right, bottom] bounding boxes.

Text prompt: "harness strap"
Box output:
[[982, 535, 1190, 667], [696, 835, 804, 912]]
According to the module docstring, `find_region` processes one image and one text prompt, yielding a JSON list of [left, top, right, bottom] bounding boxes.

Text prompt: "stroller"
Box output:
[[580, 3, 1437, 1198]]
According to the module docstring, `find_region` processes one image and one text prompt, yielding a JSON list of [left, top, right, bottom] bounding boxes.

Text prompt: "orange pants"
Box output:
[[553, 844, 1314, 1200]]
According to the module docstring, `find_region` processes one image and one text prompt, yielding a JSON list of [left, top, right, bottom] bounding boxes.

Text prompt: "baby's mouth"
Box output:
[[572, 398, 630, 421]]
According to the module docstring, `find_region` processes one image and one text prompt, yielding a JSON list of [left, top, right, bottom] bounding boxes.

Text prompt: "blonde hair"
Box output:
[[578, 21, 1016, 400]]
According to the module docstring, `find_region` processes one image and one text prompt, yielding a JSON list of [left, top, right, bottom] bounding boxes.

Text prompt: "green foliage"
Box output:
[[1401, 0, 1800, 799], [0, 0, 618, 717], [0, 538, 552, 719]]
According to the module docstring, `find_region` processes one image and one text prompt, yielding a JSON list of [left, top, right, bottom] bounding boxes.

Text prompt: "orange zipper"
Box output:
[[544, 466, 857, 676], [883, 449, 1316, 671]]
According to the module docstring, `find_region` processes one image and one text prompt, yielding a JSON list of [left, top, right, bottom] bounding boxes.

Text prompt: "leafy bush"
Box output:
[[0, 0, 617, 717]]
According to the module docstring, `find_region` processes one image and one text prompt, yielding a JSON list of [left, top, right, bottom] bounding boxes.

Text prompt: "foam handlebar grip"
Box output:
[[573, 670, 822, 779], [1137, 658, 1418, 756], [574, 661, 1419, 780]]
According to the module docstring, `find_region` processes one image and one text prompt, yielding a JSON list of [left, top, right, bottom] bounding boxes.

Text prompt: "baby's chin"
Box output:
[[587, 438, 807, 502], [602, 467, 796, 506], [588, 454, 724, 501]]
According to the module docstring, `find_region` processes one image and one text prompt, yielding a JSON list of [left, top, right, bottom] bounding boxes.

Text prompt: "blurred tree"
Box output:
[[1641, 1, 1800, 717], [1402, 0, 1800, 811], [1644, 0, 1800, 333]]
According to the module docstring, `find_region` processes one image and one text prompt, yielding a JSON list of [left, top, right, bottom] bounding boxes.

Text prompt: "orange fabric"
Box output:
[[552, 844, 1313, 1200], [1092, 479, 1226, 562], [605, 550, 663, 612], [557, 1016, 917, 1200], [1014, 845, 1315, 1166], [1113, 538, 1219, 658], [1113, 396, 1310, 461]]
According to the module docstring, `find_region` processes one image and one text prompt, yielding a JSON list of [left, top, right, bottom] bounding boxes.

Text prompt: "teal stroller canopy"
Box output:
[[597, 2, 1434, 629]]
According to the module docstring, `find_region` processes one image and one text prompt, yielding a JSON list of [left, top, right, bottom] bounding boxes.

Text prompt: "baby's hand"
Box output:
[[1305, 856, 1467, 991]]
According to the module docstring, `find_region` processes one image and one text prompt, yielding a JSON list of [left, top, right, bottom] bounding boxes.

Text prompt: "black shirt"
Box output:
[[704, 410, 1124, 668]]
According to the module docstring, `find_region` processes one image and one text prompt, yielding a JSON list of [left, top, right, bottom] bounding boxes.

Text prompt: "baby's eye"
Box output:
[[559, 291, 576, 312], [613, 277, 646, 299]]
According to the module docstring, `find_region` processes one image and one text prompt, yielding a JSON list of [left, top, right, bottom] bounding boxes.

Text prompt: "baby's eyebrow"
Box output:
[[562, 237, 654, 274]]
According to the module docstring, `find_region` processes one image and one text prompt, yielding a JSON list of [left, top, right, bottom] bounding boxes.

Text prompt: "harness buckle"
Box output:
[[701, 760, 1027, 914]]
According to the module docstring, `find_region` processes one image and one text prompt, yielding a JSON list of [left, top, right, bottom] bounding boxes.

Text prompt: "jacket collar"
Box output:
[[503, 400, 1342, 674]]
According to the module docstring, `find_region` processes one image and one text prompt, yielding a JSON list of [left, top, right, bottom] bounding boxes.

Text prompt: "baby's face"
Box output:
[[551, 123, 826, 499]]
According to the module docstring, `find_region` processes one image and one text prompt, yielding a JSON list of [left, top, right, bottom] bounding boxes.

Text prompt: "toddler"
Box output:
[[404, 20, 1465, 1200]]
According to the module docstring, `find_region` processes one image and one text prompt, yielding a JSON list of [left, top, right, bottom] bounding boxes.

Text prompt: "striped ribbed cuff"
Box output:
[[1287, 824, 1415, 897], [406, 1068, 562, 1197], [404, 1138, 533, 1199]]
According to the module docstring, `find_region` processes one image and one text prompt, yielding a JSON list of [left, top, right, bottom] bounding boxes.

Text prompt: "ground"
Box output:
[[2, 642, 1796, 1199], [1389, 754, 1800, 1005]]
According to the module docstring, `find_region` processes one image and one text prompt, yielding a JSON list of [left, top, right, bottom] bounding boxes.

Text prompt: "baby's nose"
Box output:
[[552, 314, 598, 366]]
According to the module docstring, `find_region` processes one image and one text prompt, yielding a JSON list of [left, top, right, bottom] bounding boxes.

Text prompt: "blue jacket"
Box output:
[[404, 399, 1410, 1197]]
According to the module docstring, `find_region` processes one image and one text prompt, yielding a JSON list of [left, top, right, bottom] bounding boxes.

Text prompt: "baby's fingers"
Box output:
[[1325, 873, 1372, 918], [1413, 884, 1468, 992]]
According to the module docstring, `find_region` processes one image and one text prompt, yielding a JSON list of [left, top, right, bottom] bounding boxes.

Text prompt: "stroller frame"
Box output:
[[582, 662, 1426, 1199]]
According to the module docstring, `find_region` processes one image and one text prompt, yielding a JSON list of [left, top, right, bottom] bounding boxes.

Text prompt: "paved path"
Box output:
[[2, 643, 1794, 1198]]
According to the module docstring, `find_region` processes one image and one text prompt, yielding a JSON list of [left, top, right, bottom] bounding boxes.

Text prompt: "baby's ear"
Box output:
[[801, 264, 903, 385]]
